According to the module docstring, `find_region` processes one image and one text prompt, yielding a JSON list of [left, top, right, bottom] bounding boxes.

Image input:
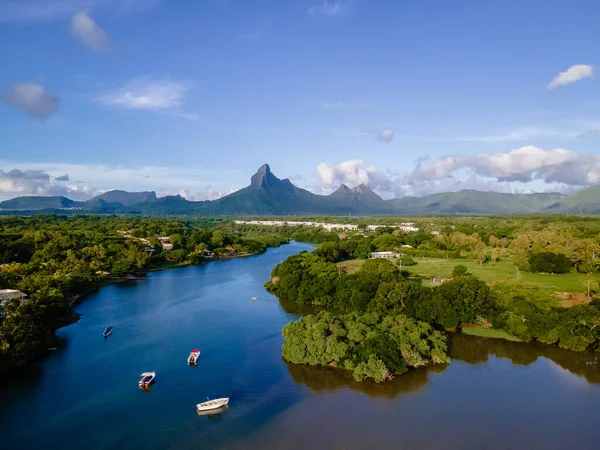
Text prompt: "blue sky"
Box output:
[[2, 0, 600, 200]]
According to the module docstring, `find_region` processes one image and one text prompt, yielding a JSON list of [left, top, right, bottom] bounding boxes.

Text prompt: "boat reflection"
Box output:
[[196, 405, 229, 418]]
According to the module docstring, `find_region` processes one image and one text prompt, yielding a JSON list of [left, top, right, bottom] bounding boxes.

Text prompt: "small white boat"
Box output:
[[188, 349, 200, 365], [197, 405, 228, 416], [196, 397, 229, 411], [103, 326, 113, 337], [139, 371, 155, 388], [252, 297, 257, 301]]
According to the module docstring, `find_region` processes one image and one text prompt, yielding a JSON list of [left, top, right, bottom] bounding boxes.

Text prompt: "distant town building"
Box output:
[[234, 220, 420, 233], [370, 251, 402, 259], [0, 289, 28, 312]]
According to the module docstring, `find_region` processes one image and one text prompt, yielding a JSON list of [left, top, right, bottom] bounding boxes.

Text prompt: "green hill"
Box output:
[[2, 164, 600, 216], [0, 196, 82, 211]]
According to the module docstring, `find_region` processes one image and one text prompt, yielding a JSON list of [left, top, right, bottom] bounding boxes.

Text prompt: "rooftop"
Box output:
[[0, 289, 27, 301]]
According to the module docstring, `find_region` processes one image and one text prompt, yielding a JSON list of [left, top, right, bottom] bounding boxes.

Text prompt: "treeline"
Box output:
[[266, 251, 600, 353], [0, 216, 287, 360], [282, 311, 449, 382], [270, 220, 600, 275]]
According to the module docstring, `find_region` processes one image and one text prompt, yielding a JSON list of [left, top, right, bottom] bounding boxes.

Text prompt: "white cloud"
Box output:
[[0, 169, 99, 201], [159, 186, 237, 201], [308, 1, 353, 17], [70, 12, 110, 51], [377, 129, 394, 143], [410, 146, 599, 185], [548, 64, 593, 90], [97, 77, 193, 115], [315, 159, 403, 197], [2, 83, 60, 119], [0, 0, 162, 22], [0, 161, 243, 202], [313, 147, 600, 198]]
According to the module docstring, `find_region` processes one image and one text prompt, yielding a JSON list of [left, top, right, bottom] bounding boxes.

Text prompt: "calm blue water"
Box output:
[[1, 241, 600, 449]]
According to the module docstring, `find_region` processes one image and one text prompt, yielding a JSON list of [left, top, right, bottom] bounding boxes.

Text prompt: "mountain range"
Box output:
[[1, 164, 600, 216]]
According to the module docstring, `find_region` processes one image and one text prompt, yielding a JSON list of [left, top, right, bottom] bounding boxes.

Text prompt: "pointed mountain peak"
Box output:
[[257, 163, 271, 174], [251, 163, 274, 187], [334, 184, 351, 193]]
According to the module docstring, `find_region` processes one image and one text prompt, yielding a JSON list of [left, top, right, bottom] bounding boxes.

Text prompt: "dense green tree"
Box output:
[[452, 265, 468, 277], [528, 252, 572, 274]]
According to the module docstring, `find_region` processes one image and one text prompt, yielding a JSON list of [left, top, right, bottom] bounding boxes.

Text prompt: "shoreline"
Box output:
[[0, 249, 271, 372]]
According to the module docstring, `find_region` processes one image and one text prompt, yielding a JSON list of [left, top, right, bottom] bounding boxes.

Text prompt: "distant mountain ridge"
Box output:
[[1, 163, 599, 215]]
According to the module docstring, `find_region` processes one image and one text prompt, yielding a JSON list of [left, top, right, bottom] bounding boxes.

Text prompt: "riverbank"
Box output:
[[3, 240, 600, 450], [1, 249, 271, 373]]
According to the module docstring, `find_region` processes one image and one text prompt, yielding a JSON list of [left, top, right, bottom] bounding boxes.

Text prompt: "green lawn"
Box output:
[[339, 256, 599, 294], [404, 257, 599, 293], [337, 259, 366, 274], [460, 327, 522, 342]]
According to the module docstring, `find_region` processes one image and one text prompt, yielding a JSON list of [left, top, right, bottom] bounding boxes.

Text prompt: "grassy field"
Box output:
[[338, 256, 599, 294], [404, 257, 599, 293], [460, 327, 522, 342]]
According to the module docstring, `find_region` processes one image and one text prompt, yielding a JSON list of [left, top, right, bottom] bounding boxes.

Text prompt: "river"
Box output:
[[1, 241, 600, 449]]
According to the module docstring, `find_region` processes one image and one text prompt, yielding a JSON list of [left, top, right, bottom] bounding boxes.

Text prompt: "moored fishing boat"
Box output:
[[188, 349, 200, 365], [103, 326, 113, 337], [139, 372, 155, 388], [196, 397, 229, 411]]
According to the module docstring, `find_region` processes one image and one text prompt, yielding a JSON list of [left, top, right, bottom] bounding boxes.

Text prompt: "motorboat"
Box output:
[[139, 372, 155, 388], [252, 297, 257, 301], [103, 326, 113, 337], [188, 349, 200, 365], [196, 397, 229, 412]]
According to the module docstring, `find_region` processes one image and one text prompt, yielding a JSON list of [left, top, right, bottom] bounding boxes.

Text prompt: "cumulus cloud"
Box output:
[[159, 186, 237, 201], [0, 161, 243, 202], [377, 129, 394, 143], [2, 83, 60, 119], [315, 159, 404, 197], [308, 1, 353, 17], [410, 146, 600, 186], [313, 147, 600, 198], [0, 0, 162, 22], [97, 77, 195, 117], [70, 12, 110, 51], [548, 64, 593, 90], [0, 169, 98, 201]]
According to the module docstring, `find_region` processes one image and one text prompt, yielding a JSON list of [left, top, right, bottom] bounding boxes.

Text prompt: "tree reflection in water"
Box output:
[[285, 360, 447, 399], [450, 333, 600, 383], [285, 333, 600, 398]]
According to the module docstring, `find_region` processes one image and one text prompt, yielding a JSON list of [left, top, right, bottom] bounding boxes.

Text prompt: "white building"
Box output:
[[0, 289, 28, 312], [370, 251, 402, 259], [234, 220, 420, 233]]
